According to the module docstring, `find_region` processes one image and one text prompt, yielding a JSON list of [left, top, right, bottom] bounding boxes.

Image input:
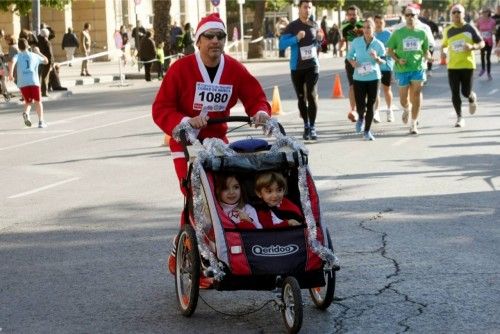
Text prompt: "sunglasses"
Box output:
[[201, 31, 227, 40], [452, 11, 462, 14], [405, 13, 416, 17]]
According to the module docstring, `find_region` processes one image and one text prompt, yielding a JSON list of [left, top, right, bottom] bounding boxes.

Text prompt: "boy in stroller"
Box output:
[[253, 171, 303, 228]]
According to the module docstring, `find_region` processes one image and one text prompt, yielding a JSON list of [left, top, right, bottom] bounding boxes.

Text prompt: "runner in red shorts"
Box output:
[[8, 37, 48, 128]]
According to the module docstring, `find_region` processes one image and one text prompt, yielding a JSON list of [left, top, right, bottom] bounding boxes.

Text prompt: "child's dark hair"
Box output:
[[255, 171, 287, 193], [18, 38, 29, 51], [214, 173, 245, 207]]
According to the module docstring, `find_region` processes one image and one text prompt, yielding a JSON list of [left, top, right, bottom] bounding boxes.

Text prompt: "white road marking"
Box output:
[[392, 137, 410, 146], [0, 130, 75, 135], [8, 177, 80, 199], [48, 111, 107, 125], [0, 114, 149, 152], [488, 89, 498, 95]]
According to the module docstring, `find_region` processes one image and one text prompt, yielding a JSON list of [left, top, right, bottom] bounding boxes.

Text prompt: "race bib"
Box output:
[[357, 62, 373, 76], [300, 45, 317, 60], [402, 37, 421, 51], [451, 39, 465, 52], [481, 31, 492, 39], [193, 82, 233, 112]]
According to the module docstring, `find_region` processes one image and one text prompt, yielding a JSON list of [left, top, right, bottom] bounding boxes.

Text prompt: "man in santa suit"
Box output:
[[152, 13, 271, 278]]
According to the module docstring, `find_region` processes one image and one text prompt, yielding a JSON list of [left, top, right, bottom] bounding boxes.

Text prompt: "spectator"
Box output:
[[170, 21, 183, 55], [275, 17, 289, 58], [48, 64, 67, 92], [328, 24, 340, 56], [156, 41, 166, 80], [61, 27, 79, 67], [37, 28, 53, 97], [320, 16, 329, 53], [139, 29, 156, 81], [182, 23, 195, 55], [80, 22, 92, 76]]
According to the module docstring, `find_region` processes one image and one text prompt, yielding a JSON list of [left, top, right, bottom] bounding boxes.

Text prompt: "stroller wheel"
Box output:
[[281, 276, 303, 334], [175, 224, 200, 316], [309, 228, 336, 310]]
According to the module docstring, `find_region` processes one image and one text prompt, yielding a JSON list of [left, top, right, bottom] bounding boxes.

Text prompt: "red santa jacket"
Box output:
[[152, 53, 271, 185], [255, 197, 304, 229]]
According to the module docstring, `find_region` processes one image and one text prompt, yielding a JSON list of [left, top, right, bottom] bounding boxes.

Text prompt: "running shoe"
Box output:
[[355, 119, 363, 133], [302, 126, 310, 140], [23, 113, 32, 127], [410, 123, 419, 135], [487, 73, 492, 81], [455, 117, 465, 128], [373, 109, 381, 123], [402, 108, 410, 124], [309, 126, 318, 140], [387, 109, 395, 122], [478, 69, 485, 77], [364, 131, 375, 141], [469, 92, 477, 115], [38, 121, 47, 128]]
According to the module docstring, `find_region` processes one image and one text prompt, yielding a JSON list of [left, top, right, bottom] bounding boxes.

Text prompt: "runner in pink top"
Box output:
[[476, 8, 496, 80]]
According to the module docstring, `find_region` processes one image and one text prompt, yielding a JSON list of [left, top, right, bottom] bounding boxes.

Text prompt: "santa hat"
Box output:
[[194, 13, 226, 42], [405, 3, 421, 15]]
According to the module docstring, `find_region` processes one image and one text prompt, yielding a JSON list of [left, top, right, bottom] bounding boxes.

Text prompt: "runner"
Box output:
[[441, 4, 484, 128], [374, 15, 395, 122], [387, 5, 430, 135], [475, 8, 496, 80], [338, 5, 364, 121], [346, 18, 386, 141], [279, 0, 324, 140]]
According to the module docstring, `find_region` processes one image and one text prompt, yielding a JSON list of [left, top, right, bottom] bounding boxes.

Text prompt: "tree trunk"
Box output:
[[247, 0, 266, 59], [153, 0, 172, 70]]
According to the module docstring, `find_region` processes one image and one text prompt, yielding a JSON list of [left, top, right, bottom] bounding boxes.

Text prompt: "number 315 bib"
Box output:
[[193, 82, 233, 112]]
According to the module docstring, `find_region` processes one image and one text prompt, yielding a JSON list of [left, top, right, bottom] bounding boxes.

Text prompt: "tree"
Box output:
[[0, 0, 69, 15], [344, 0, 388, 16], [247, 0, 266, 59], [153, 0, 172, 70]]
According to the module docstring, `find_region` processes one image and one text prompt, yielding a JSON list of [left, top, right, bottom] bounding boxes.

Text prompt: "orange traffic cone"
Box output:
[[440, 54, 447, 66], [163, 134, 171, 146], [271, 85, 282, 115], [332, 73, 344, 98]]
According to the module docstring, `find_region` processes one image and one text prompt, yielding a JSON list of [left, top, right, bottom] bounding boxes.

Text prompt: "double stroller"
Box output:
[[173, 117, 339, 333]]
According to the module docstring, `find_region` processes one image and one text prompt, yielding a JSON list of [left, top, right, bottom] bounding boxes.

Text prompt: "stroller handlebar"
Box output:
[[179, 116, 286, 161]]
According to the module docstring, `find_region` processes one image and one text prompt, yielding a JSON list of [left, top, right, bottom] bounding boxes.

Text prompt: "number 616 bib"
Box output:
[[193, 82, 233, 112]]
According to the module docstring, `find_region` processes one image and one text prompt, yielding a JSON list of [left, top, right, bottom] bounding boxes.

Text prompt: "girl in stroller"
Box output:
[[214, 173, 262, 229]]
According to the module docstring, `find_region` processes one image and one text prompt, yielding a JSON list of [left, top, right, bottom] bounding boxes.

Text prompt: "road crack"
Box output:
[[334, 209, 427, 333]]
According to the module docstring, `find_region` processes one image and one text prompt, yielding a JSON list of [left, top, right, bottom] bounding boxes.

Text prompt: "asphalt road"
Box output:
[[1, 56, 499, 333]]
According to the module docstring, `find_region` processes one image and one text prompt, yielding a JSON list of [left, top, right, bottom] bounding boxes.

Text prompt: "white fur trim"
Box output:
[[195, 21, 226, 41]]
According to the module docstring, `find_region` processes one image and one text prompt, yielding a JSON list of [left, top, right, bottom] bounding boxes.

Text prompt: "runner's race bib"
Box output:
[[481, 31, 492, 39], [300, 45, 317, 60], [402, 37, 421, 51], [357, 62, 373, 75], [451, 39, 465, 52], [193, 82, 233, 111]]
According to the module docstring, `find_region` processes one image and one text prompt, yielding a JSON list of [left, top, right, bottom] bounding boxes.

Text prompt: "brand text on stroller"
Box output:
[[252, 244, 299, 257]]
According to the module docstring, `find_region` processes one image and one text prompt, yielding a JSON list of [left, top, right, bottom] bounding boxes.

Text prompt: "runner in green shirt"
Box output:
[[387, 4, 430, 135]]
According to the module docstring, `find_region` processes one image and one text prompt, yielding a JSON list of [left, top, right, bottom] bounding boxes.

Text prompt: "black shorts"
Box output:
[[345, 59, 354, 86], [380, 71, 392, 87]]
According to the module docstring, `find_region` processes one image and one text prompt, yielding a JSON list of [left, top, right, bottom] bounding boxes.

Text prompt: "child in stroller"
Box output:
[[253, 171, 303, 228]]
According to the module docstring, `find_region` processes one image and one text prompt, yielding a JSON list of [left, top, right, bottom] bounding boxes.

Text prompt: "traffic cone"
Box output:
[[440, 55, 447, 66], [332, 73, 344, 98], [271, 85, 282, 115]]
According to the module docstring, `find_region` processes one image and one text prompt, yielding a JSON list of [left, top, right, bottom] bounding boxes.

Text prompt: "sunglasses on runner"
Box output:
[[405, 13, 416, 17], [201, 31, 227, 40], [452, 11, 462, 14]]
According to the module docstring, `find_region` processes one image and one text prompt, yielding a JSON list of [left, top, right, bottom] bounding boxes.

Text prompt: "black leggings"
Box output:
[[448, 69, 473, 117], [353, 79, 379, 132], [291, 68, 319, 127], [480, 44, 492, 74]]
